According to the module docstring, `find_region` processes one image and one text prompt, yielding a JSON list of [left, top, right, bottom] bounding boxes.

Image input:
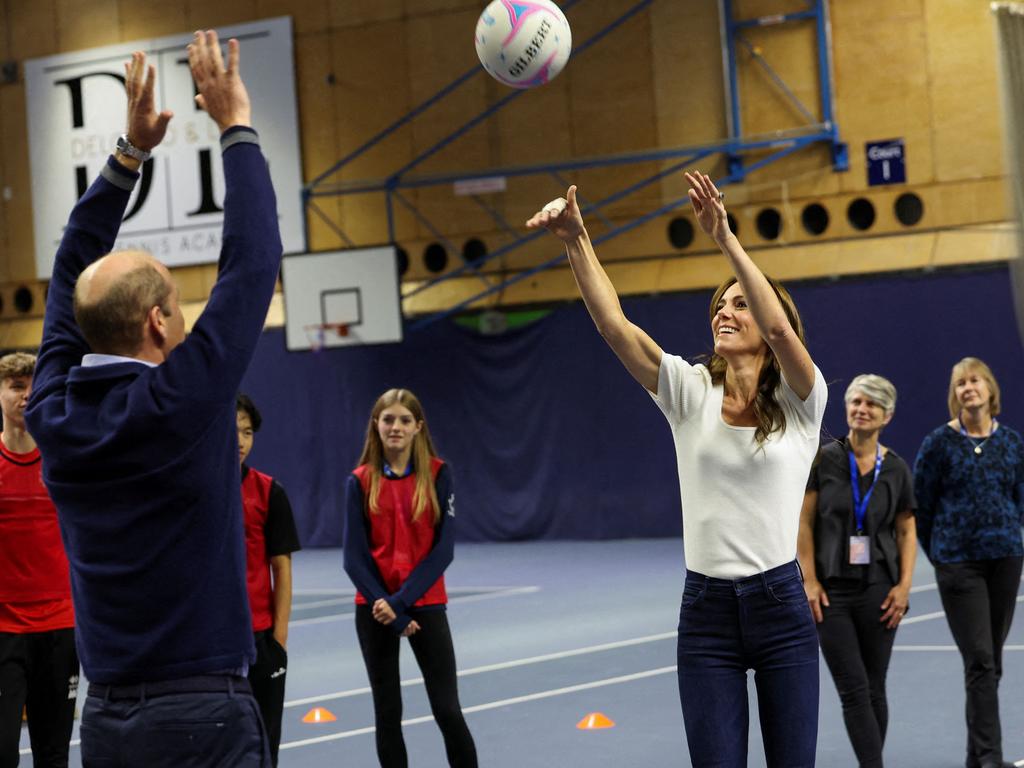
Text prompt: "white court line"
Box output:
[[288, 590, 1024, 705], [895, 645, 1024, 652], [280, 666, 677, 750], [289, 586, 540, 628], [285, 630, 677, 707], [902, 594, 1024, 626]]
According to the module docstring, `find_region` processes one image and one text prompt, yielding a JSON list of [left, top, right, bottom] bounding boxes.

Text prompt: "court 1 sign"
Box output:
[[23, 17, 304, 279], [866, 139, 906, 186]]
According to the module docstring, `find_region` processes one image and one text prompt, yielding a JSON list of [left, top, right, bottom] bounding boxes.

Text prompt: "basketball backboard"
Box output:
[[281, 246, 403, 351]]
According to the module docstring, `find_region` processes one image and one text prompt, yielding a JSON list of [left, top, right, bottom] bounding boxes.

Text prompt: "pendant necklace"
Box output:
[[958, 413, 997, 455]]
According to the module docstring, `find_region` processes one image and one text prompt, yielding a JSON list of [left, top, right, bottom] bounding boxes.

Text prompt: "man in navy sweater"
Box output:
[[25, 32, 280, 767]]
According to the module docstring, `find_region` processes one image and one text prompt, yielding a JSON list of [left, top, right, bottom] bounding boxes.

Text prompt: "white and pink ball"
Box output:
[[474, 0, 572, 89]]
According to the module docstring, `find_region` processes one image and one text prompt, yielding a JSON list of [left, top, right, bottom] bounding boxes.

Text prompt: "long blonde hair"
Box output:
[[358, 388, 441, 523], [706, 275, 807, 445]]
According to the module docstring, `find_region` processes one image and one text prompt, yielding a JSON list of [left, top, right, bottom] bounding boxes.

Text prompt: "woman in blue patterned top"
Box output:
[[913, 357, 1024, 768]]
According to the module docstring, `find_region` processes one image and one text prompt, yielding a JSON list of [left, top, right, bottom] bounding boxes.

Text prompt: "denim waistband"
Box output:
[[686, 559, 802, 593], [88, 673, 251, 702]]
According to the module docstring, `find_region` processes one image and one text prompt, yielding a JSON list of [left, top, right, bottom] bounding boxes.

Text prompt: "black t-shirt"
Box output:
[[242, 465, 302, 558], [807, 439, 916, 585]]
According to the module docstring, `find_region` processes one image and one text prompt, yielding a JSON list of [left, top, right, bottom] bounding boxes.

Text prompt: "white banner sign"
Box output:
[[24, 17, 305, 279]]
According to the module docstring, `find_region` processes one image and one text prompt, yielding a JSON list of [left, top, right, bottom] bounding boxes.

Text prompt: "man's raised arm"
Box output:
[[31, 52, 173, 396]]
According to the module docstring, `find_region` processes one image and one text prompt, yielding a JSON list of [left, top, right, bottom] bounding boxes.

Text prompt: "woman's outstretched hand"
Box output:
[[686, 171, 731, 244], [525, 185, 586, 243]]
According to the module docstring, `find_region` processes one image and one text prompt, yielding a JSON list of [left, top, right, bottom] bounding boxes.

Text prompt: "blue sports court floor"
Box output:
[[21, 539, 1024, 766]]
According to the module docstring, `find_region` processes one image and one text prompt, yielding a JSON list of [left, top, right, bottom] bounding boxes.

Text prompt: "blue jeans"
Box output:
[[80, 675, 269, 767], [677, 560, 819, 768]]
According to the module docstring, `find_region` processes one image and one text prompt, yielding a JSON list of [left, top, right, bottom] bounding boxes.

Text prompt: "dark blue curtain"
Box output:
[[240, 264, 1023, 546]]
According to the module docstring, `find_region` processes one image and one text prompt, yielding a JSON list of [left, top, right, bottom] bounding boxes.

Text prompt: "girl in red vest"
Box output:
[[343, 388, 477, 768]]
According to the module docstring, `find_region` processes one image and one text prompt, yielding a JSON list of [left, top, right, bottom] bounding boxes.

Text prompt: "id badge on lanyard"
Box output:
[[848, 446, 882, 566]]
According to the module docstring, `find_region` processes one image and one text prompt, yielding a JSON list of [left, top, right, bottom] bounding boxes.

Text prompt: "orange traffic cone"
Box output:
[[576, 712, 615, 729], [302, 707, 337, 724]]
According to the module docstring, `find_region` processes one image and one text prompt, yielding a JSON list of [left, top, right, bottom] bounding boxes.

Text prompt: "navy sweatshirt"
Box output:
[[25, 129, 282, 683]]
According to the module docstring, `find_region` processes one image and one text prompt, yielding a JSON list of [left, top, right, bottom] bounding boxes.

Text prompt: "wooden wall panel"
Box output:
[[650, 0, 727, 203], [7, 0, 58, 60], [329, 20, 419, 244], [831, 1, 934, 192], [0, 83, 34, 281], [0, 0, 1017, 341], [185, 0, 257, 31], [925, 0, 1004, 181], [405, 9, 495, 237], [566, 2, 658, 215], [116, 1, 187, 40], [56, 0, 121, 52], [294, 32, 344, 252], [256, 0, 328, 35], [328, 1, 402, 29]]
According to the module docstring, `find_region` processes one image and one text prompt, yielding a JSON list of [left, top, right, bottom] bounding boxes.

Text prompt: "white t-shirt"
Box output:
[[651, 355, 827, 579]]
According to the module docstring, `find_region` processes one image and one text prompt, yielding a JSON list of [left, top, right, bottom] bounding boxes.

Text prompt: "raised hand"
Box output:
[[685, 171, 731, 243], [187, 30, 251, 131], [525, 185, 586, 243], [124, 51, 173, 151]]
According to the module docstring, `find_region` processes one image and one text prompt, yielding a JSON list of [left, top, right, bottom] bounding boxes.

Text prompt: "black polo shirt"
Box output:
[[807, 439, 916, 585]]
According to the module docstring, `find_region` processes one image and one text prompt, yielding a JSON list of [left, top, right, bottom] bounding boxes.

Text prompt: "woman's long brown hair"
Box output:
[[358, 388, 441, 523], [706, 276, 807, 445]]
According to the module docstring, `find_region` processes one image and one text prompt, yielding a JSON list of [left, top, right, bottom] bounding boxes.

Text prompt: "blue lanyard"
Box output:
[[847, 445, 882, 534]]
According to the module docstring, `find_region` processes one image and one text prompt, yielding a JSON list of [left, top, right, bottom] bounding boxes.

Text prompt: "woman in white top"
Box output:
[[527, 173, 827, 767]]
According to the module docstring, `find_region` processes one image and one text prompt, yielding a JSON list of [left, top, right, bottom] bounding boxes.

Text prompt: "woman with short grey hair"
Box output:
[[798, 373, 917, 768]]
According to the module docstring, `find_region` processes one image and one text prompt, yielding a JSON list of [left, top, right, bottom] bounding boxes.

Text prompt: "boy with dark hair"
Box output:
[[237, 394, 301, 766]]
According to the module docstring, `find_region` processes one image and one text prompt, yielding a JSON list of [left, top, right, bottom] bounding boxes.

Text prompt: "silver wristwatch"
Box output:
[[115, 134, 151, 163]]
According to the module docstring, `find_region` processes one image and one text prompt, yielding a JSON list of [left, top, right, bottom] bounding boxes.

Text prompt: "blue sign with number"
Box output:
[[866, 139, 906, 186]]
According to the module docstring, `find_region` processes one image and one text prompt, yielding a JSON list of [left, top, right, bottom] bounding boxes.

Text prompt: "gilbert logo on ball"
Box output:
[[475, 0, 572, 89]]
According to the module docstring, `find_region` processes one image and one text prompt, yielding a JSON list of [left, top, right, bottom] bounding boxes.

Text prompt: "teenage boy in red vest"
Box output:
[[236, 394, 301, 766], [0, 352, 78, 768]]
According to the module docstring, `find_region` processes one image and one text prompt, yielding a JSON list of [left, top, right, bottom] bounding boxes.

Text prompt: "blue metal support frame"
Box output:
[[716, 0, 848, 178], [302, 0, 848, 332]]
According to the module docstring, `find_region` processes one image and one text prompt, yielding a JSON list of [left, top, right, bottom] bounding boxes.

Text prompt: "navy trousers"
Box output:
[[677, 560, 820, 768], [80, 675, 269, 768]]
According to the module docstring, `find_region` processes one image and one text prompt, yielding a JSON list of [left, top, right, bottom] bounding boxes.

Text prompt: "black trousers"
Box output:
[[248, 631, 288, 767], [816, 579, 897, 768], [935, 556, 1023, 768], [355, 606, 477, 768], [0, 628, 78, 768]]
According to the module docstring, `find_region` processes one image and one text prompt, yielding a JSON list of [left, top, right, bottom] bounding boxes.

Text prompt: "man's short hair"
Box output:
[[236, 393, 262, 432], [74, 263, 172, 356], [0, 352, 36, 381]]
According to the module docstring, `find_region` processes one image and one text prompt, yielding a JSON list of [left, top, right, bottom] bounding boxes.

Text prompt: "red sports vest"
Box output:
[[0, 440, 74, 632], [353, 458, 447, 607], [241, 467, 275, 632]]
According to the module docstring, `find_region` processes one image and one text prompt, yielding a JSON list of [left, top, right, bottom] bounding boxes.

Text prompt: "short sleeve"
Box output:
[[780, 365, 827, 438], [806, 456, 821, 493], [649, 354, 709, 427], [895, 457, 917, 514], [265, 480, 302, 557]]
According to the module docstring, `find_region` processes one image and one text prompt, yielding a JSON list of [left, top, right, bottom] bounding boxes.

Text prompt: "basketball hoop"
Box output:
[[303, 323, 350, 353]]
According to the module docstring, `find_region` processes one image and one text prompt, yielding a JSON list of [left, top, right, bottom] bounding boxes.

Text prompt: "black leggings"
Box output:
[[355, 606, 477, 768], [0, 628, 78, 768], [816, 579, 898, 768]]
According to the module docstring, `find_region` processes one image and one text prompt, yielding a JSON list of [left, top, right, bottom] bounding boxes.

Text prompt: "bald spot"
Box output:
[[75, 250, 169, 309]]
